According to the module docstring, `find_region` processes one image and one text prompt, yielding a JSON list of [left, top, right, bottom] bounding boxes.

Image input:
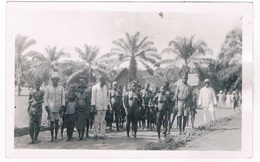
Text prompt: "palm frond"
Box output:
[[138, 60, 154, 75]]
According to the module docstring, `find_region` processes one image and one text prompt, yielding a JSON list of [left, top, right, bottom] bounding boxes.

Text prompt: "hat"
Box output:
[[204, 79, 210, 84], [51, 71, 60, 78], [232, 91, 236, 94], [220, 90, 223, 93], [98, 75, 106, 80]]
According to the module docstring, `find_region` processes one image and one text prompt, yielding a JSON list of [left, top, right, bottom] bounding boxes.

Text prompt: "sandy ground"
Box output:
[[14, 107, 241, 150], [177, 111, 241, 151]]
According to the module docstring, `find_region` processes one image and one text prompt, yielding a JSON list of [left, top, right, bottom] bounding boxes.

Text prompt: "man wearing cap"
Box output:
[[91, 75, 109, 140], [44, 71, 66, 142], [198, 79, 217, 125], [174, 73, 192, 135], [27, 80, 44, 144]]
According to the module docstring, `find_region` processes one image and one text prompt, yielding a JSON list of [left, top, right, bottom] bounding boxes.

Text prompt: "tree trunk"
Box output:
[[128, 56, 137, 82], [17, 65, 22, 96]]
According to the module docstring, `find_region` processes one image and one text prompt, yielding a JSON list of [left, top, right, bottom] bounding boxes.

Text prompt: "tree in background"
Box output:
[[15, 34, 36, 95], [99, 32, 161, 82], [217, 27, 242, 91], [156, 35, 213, 73], [26, 45, 70, 84]]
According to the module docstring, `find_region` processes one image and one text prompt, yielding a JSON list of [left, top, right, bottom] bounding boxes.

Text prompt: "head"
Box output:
[[181, 74, 188, 84], [145, 83, 150, 90], [160, 85, 166, 94], [204, 79, 210, 88], [193, 93, 197, 99], [51, 71, 60, 86], [220, 90, 223, 94], [98, 75, 106, 87], [131, 82, 137, 92], [34, 80, 41, 90], [112, 81, 118, 90], [164, 81, 170, 89]]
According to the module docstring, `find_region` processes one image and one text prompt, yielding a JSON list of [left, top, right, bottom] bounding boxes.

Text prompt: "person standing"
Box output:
[[174, 73, 192, 135], [198, 79, 217, 125], [109, 81, 122, 131], [225, 91, 232, 109], [91, 75, 109, 140], [140, 83, 152, 130], [27, 80, 44, 144], [44, 71, 66, 142], [217, 90, 225, 109], [124, 81, 142, 139]]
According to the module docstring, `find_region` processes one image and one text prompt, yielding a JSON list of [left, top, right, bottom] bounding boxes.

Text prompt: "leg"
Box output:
[[156, 111, 162, 141], [86, 118, 89, 138], [132, 109, 139, 138], [126, 115, 131, 139], [191, 113, 195, 128], [35, 117, 41, 143], [183, 116, 187, 133], [77, 129, 81, 140], [203, 108, 207, 124], [115, 108, 119, 131], [54, 119, 59, 141], [93, 111, 101, 138], [60, 116, 65, 139], [177, 116, 182, 134], [29, 121, 35, 144], [100, 110, 107, 138], [50, 121, 54, 141]]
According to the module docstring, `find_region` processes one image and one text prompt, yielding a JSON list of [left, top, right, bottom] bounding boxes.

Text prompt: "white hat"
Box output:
[[51, 71, 59, 78], [220, 90, 223, 93], [204, 79, 210, 83]]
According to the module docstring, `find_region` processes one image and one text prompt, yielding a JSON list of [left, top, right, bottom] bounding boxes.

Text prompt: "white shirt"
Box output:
[[91, 83, 108, 111], [44, 85, 65, 112], [198, 86, 217, 108]]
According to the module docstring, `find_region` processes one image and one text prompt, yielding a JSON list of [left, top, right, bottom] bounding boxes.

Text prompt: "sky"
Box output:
[[7, 2, 243, 69]]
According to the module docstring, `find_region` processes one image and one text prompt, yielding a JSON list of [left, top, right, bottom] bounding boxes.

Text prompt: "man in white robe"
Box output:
[[198, 79, 217, 124]]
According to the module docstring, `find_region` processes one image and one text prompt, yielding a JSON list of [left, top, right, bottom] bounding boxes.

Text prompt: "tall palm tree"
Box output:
[[217, 27, 242, 90], [99, 32, 161, 82], [26, 45, 70, 84], [15, 34, 36, 96], [156, 35, 213, 73], [66, 44, 107, 84]]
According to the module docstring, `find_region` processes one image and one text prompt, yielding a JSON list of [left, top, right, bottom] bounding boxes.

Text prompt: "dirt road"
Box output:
[[14, 108, 241, 150]]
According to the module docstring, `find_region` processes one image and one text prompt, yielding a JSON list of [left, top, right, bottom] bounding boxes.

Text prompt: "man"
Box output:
[[140, 83, 152, 129], [44, 71, 66, 142], [164, 81, 174, 135], [198, 79, 217, 125], [109, 81, 122, 131], [124, 81, 142, 139], [175, 73, 192, 135], [91, 75, 109, 140], [27, 80, 44, 144], [217, 90, 225, 109]]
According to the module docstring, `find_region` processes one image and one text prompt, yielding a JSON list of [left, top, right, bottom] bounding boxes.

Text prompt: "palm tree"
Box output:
[[99, 32, 161, 82], [15, 34, 36, 96], [26, 45, 70, 84], [217, 27, 242, 90], [156, 35, 213, 73], [67, 44, 107, 84]]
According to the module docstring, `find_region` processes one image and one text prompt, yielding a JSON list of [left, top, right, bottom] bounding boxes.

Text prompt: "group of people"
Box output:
[[26, 71, 234, 144], [217, 90, 241, 111]]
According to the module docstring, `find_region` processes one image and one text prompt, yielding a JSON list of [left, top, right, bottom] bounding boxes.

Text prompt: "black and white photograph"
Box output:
[[5, 1, 253, 159]]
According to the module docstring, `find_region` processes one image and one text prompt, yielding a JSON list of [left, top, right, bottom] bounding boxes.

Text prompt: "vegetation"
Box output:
[[15, 28, 242, 92]]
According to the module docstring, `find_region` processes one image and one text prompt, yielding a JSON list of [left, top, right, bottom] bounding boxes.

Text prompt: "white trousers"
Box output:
[[203, 104, 215, 124], [94, 110, 106, 137]]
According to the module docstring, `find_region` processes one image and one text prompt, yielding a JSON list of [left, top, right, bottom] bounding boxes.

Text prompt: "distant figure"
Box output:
[[124, 82, 142, 139], [232, 91, 239, 111], [198, 79, 217, 125], [225, 91, 232, 109], [44, 71, 66, 142], [217, 90, 225, 109], [91, 75, 109, 140], [27, 80, 44, 144], [174, 73, 192, 135]]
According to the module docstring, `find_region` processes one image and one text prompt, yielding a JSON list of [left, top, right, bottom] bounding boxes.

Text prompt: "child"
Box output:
[[190, 94, 197, 128], [105, 105, 113, 131], [28, 80, 44, 144], [64, 85, 77, 141]]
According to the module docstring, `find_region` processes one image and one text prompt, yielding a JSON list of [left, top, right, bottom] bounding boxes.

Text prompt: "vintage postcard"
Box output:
[[5, 1, 253, 159]]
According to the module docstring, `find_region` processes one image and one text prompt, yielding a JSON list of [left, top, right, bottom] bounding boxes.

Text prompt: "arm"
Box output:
[[91, 85, 96, 106], [44, 87, 50, 113], [198, 89, 203, 108], [212, 89, 217, 106], [174, 87, 179, 108]]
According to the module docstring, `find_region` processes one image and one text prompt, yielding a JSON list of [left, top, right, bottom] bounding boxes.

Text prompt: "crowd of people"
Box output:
[[26, 71, 241, 144]]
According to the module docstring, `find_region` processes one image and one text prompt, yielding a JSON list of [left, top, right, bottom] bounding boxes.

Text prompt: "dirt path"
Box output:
[[177, 112, 241, 151], [14, 108, 240, 150]]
